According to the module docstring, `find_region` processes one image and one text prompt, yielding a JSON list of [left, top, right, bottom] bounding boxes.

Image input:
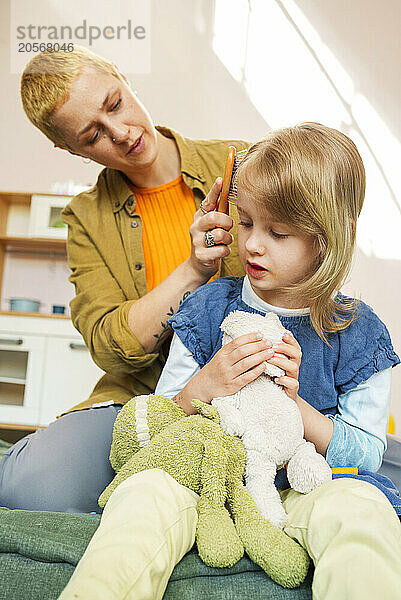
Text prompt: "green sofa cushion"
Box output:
[[0, 507, 101, 600], [0, 507, 100, 565], [166, 551, 313, 600], [0, 506, 312, 600]]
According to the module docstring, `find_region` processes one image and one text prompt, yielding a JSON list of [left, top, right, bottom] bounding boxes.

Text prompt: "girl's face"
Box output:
[[236, 188, 318, 308], [51, 67, 159, 173]]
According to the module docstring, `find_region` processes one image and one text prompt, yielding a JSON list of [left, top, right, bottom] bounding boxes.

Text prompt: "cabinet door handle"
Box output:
[[69, 342, 87, 351], [0, 337, 23, 345]]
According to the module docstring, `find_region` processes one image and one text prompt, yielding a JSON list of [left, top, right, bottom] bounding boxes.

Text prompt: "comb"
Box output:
[[217, 146, 248, 214]]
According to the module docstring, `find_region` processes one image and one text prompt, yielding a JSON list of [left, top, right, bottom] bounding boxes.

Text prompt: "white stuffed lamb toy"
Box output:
[[212, 310, 332, 529]]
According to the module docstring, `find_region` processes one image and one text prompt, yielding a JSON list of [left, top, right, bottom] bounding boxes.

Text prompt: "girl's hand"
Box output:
[[266, 331, 302, 401], [187, 177, 234, 279], [184, 333, 274, 404]]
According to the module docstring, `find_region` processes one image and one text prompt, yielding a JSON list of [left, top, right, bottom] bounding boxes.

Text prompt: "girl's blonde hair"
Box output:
[[236, 122, 366, 343], [20, 45, 122, 148]]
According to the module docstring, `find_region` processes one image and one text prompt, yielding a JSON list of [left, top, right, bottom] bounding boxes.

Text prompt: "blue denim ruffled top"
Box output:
[[168, 276, 399, 418]]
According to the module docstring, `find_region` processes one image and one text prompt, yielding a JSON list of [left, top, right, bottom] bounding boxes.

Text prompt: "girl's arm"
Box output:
[[325, 368, 391, 471], [264, 332, 335, 455], [295, 369, 391, 469], [293, 397, 334, 456], [154, 334, 200, 400], [158, 334, 390, 470], [267, 333, 391, 465], [155, 332, 274, 415]]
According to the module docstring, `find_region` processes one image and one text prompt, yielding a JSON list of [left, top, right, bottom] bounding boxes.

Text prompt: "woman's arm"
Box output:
[[127, 259, 211, 354], [63, 180, 234, 374], [128, 178, 237, 353]]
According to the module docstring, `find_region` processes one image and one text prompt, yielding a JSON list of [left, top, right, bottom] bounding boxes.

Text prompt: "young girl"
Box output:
[[60, 123, 401, 600], [153, 122, 401, 598]]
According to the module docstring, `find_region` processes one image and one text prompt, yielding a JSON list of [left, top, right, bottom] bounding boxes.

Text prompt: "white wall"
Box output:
[[0, 0, 267, 194], [289, 0, 401, 430], [0, 0, 400, 430]]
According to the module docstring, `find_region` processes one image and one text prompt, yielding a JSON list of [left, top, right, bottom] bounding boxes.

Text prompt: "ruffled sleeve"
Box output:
[[334, 298, 400, 393]]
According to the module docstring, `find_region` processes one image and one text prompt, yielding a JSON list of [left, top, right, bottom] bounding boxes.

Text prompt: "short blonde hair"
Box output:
[[20, 45, 121, 148], [236, 122, 366, 343]]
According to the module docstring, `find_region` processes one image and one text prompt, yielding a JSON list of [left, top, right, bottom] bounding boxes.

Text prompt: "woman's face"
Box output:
[[51, 67, 159, 172]]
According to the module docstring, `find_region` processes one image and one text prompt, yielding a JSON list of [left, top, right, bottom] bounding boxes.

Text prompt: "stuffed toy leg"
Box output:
[[99, 395, 310, 589]]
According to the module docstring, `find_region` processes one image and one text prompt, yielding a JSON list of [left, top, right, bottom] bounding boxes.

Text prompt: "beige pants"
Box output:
[[58, 469, 198, 600], [281, 478, 401, 599], [59, 469, 401, 600]]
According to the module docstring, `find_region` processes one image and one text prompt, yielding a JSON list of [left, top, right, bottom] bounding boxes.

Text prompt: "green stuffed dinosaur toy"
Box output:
[[98, 394, 310, 589]]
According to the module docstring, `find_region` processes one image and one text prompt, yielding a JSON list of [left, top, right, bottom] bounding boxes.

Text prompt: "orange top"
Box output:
[[128, 174, 196, 291]]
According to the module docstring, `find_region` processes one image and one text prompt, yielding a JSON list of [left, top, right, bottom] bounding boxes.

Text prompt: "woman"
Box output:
[[0, 46, 253, 514]]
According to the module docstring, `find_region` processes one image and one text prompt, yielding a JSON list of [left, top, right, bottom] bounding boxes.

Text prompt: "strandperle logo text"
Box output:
[[16, 19, 146, 46]]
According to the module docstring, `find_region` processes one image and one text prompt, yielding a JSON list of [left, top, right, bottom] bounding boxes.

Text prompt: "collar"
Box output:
[[242, 275, 311, 316], [156, 125, 206, 185], [110, 125, 206, 214]]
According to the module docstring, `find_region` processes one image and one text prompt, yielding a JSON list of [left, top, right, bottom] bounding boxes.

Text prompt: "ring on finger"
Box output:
[[204, 230, 215, 247]]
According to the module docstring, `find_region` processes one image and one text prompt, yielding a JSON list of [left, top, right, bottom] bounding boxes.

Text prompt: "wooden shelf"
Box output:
[[0, 192, 71, 333], [0, 192, 31, 206], [0, 236, 67, 253], [0, 422, 44, 432], [0, 191, 68, 205], [0, 376, 26, 385], [0, 311, 70, 319]]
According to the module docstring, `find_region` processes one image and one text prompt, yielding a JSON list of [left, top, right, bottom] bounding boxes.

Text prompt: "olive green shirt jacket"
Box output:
[[61, 126, 250, 413]]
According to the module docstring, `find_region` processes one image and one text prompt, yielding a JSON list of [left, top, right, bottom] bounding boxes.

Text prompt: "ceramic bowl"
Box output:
[[9, 298, 41, 313]]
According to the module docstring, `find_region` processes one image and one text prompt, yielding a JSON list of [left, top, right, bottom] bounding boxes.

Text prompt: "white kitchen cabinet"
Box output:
[[0, 333, 46, 425], [39, 336, 104, 425], [0, 314, 104, 428]]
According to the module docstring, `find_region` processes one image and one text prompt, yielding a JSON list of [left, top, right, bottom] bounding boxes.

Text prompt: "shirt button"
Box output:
[[131, 220, 138, 228], [127, 198, 134, 207], [135, 263, 142, 270], [115, 201, 120, 208]]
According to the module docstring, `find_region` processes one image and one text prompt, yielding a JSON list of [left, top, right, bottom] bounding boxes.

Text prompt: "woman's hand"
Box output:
[[177, 333, 274, 411], [187, 177, 235, 280], [266, 331, 302, 401]]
